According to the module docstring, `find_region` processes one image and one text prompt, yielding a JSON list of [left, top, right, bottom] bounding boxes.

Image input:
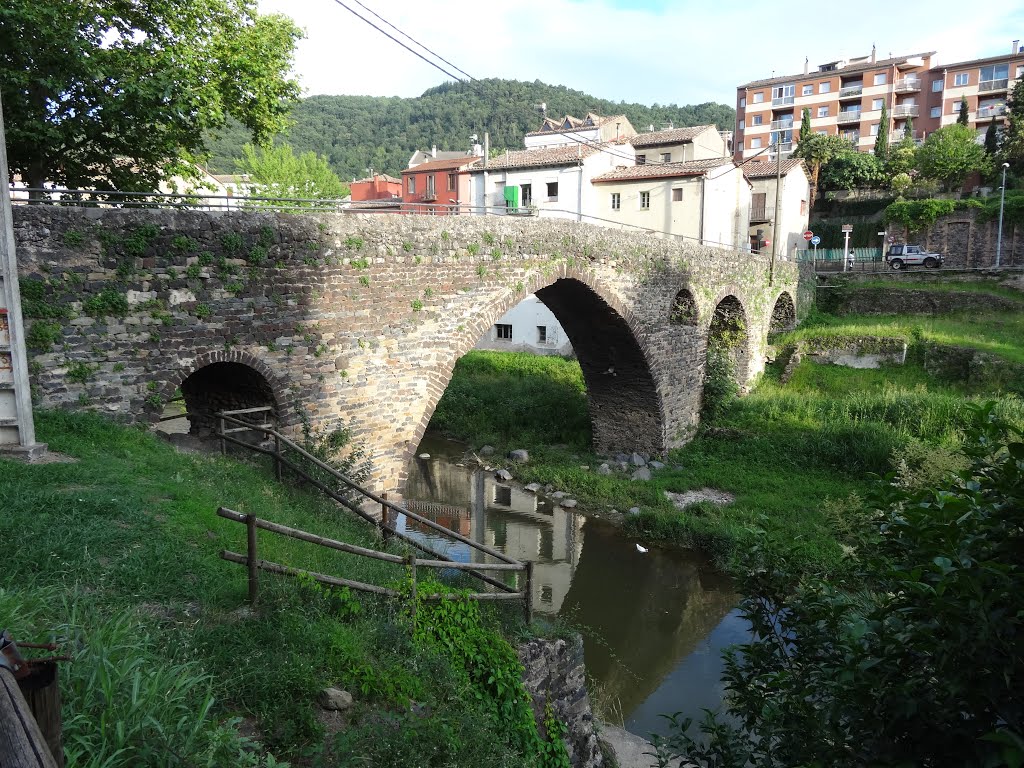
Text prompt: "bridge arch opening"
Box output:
[[669, 288, 699, 326], [705, 295, 750, 391], [179, 361, 278, 438], [769, 291, 796, 333]]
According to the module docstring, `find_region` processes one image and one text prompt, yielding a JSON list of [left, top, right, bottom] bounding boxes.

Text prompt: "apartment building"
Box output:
[[735, 42, 1024, 164]]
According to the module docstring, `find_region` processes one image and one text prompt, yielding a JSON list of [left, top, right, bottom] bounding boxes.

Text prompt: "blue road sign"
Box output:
[[810, 235, 821, 246]]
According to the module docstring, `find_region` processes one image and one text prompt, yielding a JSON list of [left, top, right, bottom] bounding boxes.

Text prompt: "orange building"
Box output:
[[350, 173, 401, 202], [400, 156, 481, 215]]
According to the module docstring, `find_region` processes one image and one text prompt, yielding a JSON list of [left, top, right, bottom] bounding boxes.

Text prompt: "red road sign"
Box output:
[[803, 230, 814, 241]]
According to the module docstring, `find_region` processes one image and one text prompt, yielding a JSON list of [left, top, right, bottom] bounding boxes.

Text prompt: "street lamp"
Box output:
[[997, 162, 1009, 268]]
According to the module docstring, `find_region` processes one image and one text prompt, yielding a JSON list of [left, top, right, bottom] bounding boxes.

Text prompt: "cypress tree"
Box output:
[[984, 123, 999, 156], [958, 96, 970, 126], [799, 107, 812, 143], [875, 102, 890, 162]]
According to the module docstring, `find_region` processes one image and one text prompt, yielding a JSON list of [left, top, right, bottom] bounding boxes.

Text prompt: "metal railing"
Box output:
[[838, 84, 863, 98], [769, 119, 794, 131], [979, 78, 1009, 92], [214, 408, 533, 617], [836, 111, 862, 125], [894, 78, 922, 93], [977, 105, 1007, 119], [771, 95, 795, 106], [892, 104, 919, 118]]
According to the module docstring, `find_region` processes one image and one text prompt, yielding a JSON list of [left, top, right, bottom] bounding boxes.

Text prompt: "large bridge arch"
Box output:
[[14, 206, 806, 490]]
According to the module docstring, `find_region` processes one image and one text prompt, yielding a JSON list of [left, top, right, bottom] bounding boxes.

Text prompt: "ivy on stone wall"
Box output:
[[883, 198, 984, 232]]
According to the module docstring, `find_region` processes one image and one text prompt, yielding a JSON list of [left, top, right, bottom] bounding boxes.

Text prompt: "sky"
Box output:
[[258, 0, 1024, 108]]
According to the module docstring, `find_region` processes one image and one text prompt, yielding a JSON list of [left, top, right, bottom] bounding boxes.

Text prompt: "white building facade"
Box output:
[[474, 295, 574, 357]]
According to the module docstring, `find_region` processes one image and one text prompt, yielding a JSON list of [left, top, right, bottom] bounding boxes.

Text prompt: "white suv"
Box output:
[[886, 244, 943, 270]]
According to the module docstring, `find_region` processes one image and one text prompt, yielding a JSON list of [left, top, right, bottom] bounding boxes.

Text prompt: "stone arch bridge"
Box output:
[[14, 207, 809, 489]]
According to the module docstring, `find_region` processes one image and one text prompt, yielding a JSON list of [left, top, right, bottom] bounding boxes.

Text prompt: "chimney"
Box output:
[[871, 44, 876, 64], [431, 144, 437, 158], [1014, 39, 1020, 55], [483, 132, 489, 168], [804, 56, 809, 75]]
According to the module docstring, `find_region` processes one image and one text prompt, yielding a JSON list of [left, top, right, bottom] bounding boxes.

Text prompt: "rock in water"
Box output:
[[508, 449, 530, 463], [495, 469, 513, 481]]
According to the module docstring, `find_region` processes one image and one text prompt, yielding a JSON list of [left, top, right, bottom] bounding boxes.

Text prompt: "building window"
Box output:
[[495, 324, 512, 340], [546, 181, 558, 200], [980, 63, 1009, 83], [672, 188, 683, 202], [873, 73, 887, 85], [739, 97, 746, 107], [751, 137, 763, 149], [1018, 65, 1024, 79], [953, 72, 969, 86], [636, 154, 647, 165], [819, 82, 831, 93], [407, 176, 415, 194], [752, 115, 763, 125], [872, 98, 884, 110], [521, 183, 532, 206], [870, 123, 880, 136], [802, 84, 813, 95], [932, 79, 943, 92], [817, 106, 828, 117], [640, 191, 651, 209], [611, 192, 620, 210], [426, 175, 435, 196], [537, 326, 548, 344], [931, 106, 941, 118], [661, 152, 671, 163], [739, 120, 745, 130], [752, 92, 764, 103], [816, 129, 828, 135], [447, 172, 456, 191]]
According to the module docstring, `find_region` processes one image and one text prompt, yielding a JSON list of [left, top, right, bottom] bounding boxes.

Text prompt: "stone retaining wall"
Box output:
[[817, 286, 1022, 316]]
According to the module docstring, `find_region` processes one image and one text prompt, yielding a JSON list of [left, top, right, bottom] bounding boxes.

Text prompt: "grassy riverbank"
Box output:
[[0, 411, 543, 767], [429, 313, 1024, 573]]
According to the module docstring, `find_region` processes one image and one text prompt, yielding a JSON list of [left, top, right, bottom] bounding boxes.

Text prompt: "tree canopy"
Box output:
[[0, 0, 302, 192], [916, 124, 987, 190], [204, 79, 737, 181], [237, 143, 348, 207]]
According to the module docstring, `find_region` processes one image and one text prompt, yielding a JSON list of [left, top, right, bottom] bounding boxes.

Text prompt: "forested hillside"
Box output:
[[205, 78, 735, 180]]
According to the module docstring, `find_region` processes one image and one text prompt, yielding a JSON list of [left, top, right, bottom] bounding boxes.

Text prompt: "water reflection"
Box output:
[[399, 435, 741, 739]]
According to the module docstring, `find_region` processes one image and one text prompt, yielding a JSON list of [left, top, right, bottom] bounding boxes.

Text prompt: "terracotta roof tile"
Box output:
[[629, 125, 716, 148], [477, 144, 602, 171], [592, 158, 733, 183], [525, 113, 629, 137], [743, 158, 807, 179], [401, 156, 482, 174]]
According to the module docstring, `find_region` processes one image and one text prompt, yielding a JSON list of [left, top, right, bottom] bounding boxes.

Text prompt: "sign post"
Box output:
[[841, 224, 853, 272], [811, 234, 820, 263]]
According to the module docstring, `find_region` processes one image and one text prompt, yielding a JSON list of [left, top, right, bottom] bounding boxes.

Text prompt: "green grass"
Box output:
[[777, 308, 1024, 365], [0, 411, 532, 766], [826, 278, 1024, 303]]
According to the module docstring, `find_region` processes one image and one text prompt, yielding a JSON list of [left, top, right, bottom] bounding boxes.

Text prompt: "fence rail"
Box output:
[[213, 408, 532, 619]]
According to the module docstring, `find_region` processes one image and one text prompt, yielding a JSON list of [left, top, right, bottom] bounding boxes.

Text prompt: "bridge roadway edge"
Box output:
[[12, 208, 801, 491]]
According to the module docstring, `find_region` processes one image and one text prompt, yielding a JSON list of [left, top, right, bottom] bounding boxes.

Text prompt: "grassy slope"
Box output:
[[0, 411, 529, 767], [429, 316, 1024, 573]]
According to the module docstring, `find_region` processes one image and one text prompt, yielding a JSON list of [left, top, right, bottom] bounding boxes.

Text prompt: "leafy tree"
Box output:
[[820, 150, 885, 191], [793, 133, 854, 209], [652, 405, 1024, 768], [958, 96, 971, 126], [0, 1, 302, 193], [985, 123, 1000, 156], [916, 124, 986, 190], [874, 102, 890, 162], [1000, 80, 1024, 180], [799, 108, 812, 144], [237, 143, 348, 206]]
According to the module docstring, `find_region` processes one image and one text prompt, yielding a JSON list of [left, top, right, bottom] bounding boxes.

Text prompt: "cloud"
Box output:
[[259, 0, 1022, 106]]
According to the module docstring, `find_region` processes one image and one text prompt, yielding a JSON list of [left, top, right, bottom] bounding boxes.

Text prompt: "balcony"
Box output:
[[750, 205, 770, 223], [890, 129, 921, 143], [894, 77, 922, 93], [836, 111, 862, 125], [770, 119, 795, 131], [976, 104, 1007, 121], [772, 95, 795, 107], [892, 104, 919, 118], [979, 78, 1009, 93], [838, 84, 863, 99]]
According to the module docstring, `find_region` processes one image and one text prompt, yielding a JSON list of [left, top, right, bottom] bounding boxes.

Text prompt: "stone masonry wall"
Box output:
[[13, 207, 799, 489], [890, 209, 1023, 268]]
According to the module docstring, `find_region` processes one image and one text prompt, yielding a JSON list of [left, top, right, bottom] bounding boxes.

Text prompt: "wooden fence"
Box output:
[[214, 408, 533, 621]]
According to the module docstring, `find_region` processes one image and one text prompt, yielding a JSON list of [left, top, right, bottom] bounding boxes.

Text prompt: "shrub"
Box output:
[[83, 288, 130, 318], [26, 320, 63, 351]]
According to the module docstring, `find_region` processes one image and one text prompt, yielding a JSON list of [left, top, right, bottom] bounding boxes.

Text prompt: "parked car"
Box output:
[[886, 244, 943, 270]]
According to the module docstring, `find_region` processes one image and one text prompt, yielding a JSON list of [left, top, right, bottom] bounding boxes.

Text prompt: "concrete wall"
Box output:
[[703, 164, 751, 250], [13, 207, 799, 490]]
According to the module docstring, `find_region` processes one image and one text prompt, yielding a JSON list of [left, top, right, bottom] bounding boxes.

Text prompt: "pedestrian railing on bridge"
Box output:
[[214, 407, 534, 622], [796, 246, 887, 273]]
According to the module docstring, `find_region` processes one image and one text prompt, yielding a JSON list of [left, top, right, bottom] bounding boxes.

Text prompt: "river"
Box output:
[[394, 434, 747, 741]]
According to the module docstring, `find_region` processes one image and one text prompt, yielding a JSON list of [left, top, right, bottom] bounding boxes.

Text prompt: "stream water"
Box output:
[[396, 434, 747, 740]]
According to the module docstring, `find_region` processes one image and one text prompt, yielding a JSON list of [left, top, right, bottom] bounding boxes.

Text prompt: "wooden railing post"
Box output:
[[524, 561, 534, 625], [0, 651, 58, 768], [407, 554, 417, 621], [273, 433, 281, 481], [218, 414, 225, 456], [380, 492, 391, 547], [246, 514, 259, 605]]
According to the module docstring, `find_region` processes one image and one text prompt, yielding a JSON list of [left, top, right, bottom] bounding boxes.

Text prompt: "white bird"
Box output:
[[636, 544, 649, 554]]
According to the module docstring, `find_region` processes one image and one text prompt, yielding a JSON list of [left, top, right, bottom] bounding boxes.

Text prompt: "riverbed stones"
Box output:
[[509, 449, 530, 463], [524, 482, 542, 493], [628, 506, 641, 515], [495, 469, 513, 481], [630, 467, 651, 481], [418, 453, 430, 460], [649, 460, 666, 470], [561, 499, 578, 509], [597, 463, 612, 475], [629, 452, 646, 466], [664, 488, 735, 509], [479, 445, 495, 456], [318, 688, 354, 711], [551, 491, 566, 499]]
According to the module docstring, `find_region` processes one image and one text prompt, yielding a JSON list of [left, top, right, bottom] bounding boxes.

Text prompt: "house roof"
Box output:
[[629, 125, 716, 148], [400, 156, 482, 174], [740, 51, 936, 89], [743, 158, 808, 180], [525, 113, 630, 137], [941, 49, 1024, 70], [353, 174, 400, 184], [592, 157, 733, 183], [476, 144, 602, 171]]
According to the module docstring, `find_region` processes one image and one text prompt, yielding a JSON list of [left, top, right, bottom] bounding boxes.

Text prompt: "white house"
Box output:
[[474, 294, 573, 357], [743, 159, 810, 258], [470, 142, 635, 220], [628, 124, 730, 164], [524, 112, 636, 149]]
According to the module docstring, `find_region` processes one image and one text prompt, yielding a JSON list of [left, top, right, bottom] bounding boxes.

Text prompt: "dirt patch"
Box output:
[[664, 488, 735, 510], [26, 451, 79, 465]]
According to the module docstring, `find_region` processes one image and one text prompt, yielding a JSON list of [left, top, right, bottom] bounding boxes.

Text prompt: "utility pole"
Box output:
[[997, 162, 1009, 267], [0, 89, 46, 459], [770, 136, 783, 285]]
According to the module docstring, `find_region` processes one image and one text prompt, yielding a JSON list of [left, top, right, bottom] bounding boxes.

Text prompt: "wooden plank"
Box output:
[[0, 669, 57, 768], [18, 664, 63, 768], [412, 558, 523, 572], [220, 550, 402, 597], [218, 406, 275, 416]]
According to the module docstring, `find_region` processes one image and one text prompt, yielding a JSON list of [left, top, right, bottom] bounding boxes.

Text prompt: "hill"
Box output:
[[205, 78, 736, 181]]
